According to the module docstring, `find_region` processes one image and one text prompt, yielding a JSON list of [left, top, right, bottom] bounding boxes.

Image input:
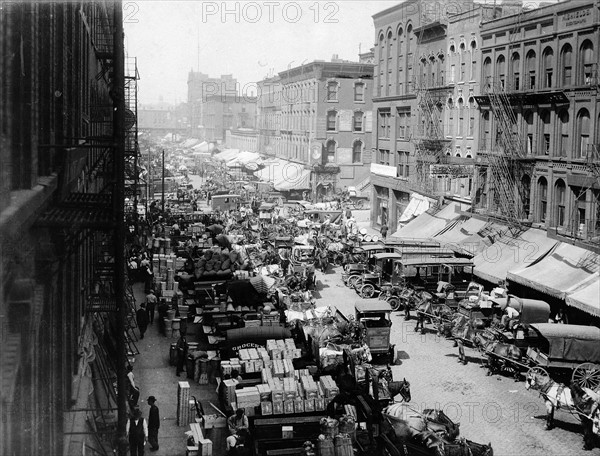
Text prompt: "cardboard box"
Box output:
[[282, 425, 294, 439], [273, 400, 284, 415], [304, 399, 315, 412], [260, 401, 273, 415], [283, 400, 294, 414], [293, 397, 304, 413], [315, 397, 326, 411]]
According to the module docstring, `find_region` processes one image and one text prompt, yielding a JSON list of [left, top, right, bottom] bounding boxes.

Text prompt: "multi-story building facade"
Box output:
[[203, 94, 257, 143], [370, 0, 522, 231], [476, 0, 600, 242], [138, 104, 189, 136], [256, 58, 374, 198], [1, 2, 134, 455], [226, 128, 259, 152], [187, 72, 238, 138]]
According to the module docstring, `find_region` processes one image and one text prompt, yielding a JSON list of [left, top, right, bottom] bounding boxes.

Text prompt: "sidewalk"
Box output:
[[130, 282, 226, 456]]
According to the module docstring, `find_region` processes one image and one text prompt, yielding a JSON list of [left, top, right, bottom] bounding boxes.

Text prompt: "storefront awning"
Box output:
[[226, 151, 262, 169], [213, 148, 240, 162], [507, 242, 599, 299], [474, 228, 557, 284], [565, 274, 600, 317], [398, 193, 432, 224], [254, 159, 311, 191], [392, 201, 465, 239], [432, 217, 489, 253]]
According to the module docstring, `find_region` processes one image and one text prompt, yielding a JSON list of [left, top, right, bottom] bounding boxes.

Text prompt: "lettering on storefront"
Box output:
[[561, 8, 591, 28]]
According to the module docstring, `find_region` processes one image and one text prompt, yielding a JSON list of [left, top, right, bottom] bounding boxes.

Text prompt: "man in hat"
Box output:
[[146, 290, 157, 325], [126, 408, 148, 456], [136, 303, 149, 339], [175, 334, 188, 377], [147, 396, 160, 451]]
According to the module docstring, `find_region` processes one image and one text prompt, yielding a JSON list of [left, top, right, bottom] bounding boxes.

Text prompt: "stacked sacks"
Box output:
[[193, 247, 241, 278]]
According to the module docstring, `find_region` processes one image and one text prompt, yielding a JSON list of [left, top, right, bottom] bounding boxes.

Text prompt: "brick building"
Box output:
[[203, 94, 257, 143], [256, 58, 375, 198], [1, 2, 134, 454]]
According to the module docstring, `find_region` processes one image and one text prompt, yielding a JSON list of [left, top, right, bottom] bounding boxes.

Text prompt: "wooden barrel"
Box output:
[[172, 318, 181, 330], [164, 318, 173, 330], [317, 439, 335, 456]]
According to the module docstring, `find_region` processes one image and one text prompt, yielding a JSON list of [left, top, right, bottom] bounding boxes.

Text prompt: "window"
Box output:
[[379, 110, 391, 138], [354, 82, 365, 102], [560, 44, 572, 86], [496, 55, 506, 89], [450, 64, 456, 83], [327, 110, 337, 131], [577, 108, 591, 158], [397, 150, 409, 178], [541, 110, 551, 155], [407, 24, 412, 53], [352, 141, 362, 163], [483, 57, 492, 85], [447, 98, 454, 136], [522, 175, 531, 218], [580, 41, 594, 85], [526, 50, 536, 89], [326, 140, 336, 163], [353, 111, 363, 132], [327, 81, 338, 101], [511, 52, 520, 90], [460, 62, 466, 81], [457, 99, 464, 136], [397, 109, 411, 139], [525, 112, 534, 155], [555, 179, 566, 227], [558, 110, 569, 157], [378, 149, 390, 166], [538, 177, 548, 222], [468, 97, 475, 137], [542, 47, 553, 88]]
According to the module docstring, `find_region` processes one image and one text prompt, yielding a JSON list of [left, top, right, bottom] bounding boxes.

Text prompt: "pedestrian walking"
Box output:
[[126, 408, 148, 456], [380, 223, 388, 240], [146, 290, 157, 325], [175, 334, 188, 377], [127, 365, 140, 407], [147, 396, 160, 451], [136, 303, 149, 339]]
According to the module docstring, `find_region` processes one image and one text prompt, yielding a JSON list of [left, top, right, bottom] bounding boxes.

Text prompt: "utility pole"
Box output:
[[161, 149, 165, 213], [113, 3, 128, 456]]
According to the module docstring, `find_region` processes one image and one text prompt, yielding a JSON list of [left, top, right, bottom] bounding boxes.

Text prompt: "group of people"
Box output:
[[125, 364, 160, 455]]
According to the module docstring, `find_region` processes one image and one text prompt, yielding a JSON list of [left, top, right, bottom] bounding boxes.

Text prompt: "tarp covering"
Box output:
[[397, 193, 432, 224], [507, 242, 599, 299], [255, 159, 311, 191], [226, 151, 262, 169], [474, 228, 557, 284], [432, 217, 488, 252], [213, 149, 240, 162], [392, 201, 465, 239], [192, 141, 215, 152], [529, 323, 600, 363], [457, 222, 509, 256], [565, 274, 600, 317], [181, 138, 201, 148]]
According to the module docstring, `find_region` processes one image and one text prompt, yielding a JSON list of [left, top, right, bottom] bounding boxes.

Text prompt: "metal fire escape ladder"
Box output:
[[485, 80, 526, 233]]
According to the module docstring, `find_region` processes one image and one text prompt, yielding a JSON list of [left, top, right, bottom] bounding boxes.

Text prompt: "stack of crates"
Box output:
[[177, 381, 190, 426]]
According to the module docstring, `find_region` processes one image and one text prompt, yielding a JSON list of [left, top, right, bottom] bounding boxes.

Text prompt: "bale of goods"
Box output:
[[338, 415, 356, 435], [319, 417, 339, 439], [172, 318, 181, 330]]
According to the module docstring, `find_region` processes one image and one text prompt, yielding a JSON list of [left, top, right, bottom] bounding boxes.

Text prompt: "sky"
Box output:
[[124, 0, 398, 105]]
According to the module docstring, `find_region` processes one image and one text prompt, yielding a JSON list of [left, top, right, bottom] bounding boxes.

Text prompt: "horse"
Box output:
[[483, 338, 524, 381], [525, 371, 599, 450]]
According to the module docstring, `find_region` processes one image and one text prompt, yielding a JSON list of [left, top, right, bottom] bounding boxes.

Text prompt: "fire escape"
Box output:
[[34, 3, 137, 454], [482, 78, 528, 234], [412, 78, 451, 195]]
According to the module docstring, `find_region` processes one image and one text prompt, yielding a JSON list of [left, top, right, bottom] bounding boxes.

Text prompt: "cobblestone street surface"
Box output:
[[317, 266, 600, 456]]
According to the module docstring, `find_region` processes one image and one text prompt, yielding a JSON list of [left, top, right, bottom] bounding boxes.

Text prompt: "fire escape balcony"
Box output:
[[36, 193, 115, 229]]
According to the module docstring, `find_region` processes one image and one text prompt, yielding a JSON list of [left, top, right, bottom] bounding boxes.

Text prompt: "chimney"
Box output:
[[331, 54, 339, 62]]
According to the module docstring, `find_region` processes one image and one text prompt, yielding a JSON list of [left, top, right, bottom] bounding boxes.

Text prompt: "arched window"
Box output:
[[558, 110, 569, 157], [482, 111, 490, 147], [407, 24, 413, 53], [470, 39, 477, 80], [580, 40, 594, 85], [538, 177, 548, 222], [353, 111, 363, 132], [542, 47, 554, 88], [510, 52, 520, 90], [483, 57, 492, 85], [526, 50, 536, 89], [525, 112, 534, 154], [326, 110, 337, 131], [447, 98, 454, 136], [540, 110, 551, 155], [522, 175, 531, 218], [325, 140, 336, 164], [386, 31, 393, 96], [326, 81, 338, 101], [457, 98, 464, 136], [576, 108, 591, 158], [496, 55, 506, 89], [352, 140, 362, 163], [468, 97, 475, 137], [397, 26, 405, 95], [554, 179, 566, 227], [560, 44, 572, 86]]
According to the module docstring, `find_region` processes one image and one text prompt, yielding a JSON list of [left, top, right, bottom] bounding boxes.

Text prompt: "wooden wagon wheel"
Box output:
[[572, 363, 600, 391], [526, 366, 551, 387]]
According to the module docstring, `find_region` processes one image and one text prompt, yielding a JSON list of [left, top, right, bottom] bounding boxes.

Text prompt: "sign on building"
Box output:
[[338, 110, 353, 132]]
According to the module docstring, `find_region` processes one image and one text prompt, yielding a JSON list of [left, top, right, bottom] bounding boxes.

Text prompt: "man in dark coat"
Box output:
[[136, 303, 149, 339], [147, 396, 160, 451], [126, 407, 147, 456], [175, 334, 188, 376]]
